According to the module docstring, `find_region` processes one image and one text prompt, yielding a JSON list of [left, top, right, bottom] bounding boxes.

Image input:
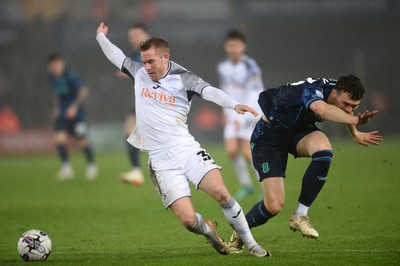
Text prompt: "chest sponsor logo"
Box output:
[[141, 88, 176, 107]]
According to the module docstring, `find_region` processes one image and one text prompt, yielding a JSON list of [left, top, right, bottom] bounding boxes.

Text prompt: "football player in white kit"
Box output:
[[96, 22, 270, 257], [217, 30, 264, 200]]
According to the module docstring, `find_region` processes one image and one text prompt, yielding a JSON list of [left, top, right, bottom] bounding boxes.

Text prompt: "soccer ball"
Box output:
[[17, 229, 52, 261]]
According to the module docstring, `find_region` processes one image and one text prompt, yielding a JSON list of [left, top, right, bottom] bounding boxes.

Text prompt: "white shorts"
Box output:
[[223, 115, 258, 140], [148, 141, 221, 208]]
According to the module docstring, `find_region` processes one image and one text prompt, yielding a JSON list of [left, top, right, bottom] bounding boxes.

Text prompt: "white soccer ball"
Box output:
[[17, 229, 52, 261]]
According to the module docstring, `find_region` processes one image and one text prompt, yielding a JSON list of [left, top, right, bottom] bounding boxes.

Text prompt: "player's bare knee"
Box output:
[[213, 188, 230, 205], [227, 150, 238, 159], [265, 199, 283, 215]]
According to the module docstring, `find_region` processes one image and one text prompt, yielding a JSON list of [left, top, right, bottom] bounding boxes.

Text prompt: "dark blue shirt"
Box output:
[[258, 78, 336, 129], [48, 69, 84, 119]]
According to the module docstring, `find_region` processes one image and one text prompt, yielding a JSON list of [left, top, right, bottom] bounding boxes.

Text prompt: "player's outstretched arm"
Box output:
[[96, 22, 127, 69], [310, 100, 377, 125], [201, 86, 258, 116], [346, 124, 383, 147]]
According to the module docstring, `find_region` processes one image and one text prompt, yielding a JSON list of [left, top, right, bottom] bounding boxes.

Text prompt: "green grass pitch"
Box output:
[[1, 138, 399, 265]]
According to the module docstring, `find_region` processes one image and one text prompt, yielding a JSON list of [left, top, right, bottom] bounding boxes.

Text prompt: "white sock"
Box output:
[[62, 162, 71, 169], [232, 155, 253, 187], [221, 198, 257, 248], [294, 202, 309, 217], [187, 213, 211, 237]]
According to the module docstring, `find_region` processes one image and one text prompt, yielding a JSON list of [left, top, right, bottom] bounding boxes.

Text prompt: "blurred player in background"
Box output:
[[217, 30, 264, 200], [96, 22, 270, 257], [229, 76, 382, 253], [47, 54, 98, 181], [118, 23, 150, 185]]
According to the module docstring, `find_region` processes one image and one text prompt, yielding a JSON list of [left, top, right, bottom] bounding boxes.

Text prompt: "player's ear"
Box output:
[[164, 52, 170, 61], [331, 88, 337, 97]]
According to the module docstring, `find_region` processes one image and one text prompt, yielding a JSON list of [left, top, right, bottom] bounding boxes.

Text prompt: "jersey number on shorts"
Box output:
[[197, 150, 216, 164]]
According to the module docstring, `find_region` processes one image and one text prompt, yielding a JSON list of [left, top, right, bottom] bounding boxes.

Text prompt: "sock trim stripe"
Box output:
[[313, 156, 332, 162], [257, 202, 268, 219]]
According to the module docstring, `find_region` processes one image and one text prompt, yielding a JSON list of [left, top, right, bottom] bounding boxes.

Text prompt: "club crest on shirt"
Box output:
[[141, 87, 176, 107]]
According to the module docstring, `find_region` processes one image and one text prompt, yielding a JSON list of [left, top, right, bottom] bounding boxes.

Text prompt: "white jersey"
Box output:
[[217, 55, 264, 106], [217, 55, 264, 120], [122, 59, 209, 153]]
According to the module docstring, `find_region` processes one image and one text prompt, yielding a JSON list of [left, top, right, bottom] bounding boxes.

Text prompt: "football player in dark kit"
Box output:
[[229, 75, 382, 252], [47, 53, 98, 181]]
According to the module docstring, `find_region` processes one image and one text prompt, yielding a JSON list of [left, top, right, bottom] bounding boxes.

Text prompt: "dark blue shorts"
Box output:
[[251, 118, 320, 181], [55, 117, 88, 138]]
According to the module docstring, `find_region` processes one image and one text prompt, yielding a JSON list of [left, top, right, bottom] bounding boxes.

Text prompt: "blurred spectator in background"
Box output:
[[47, 53, 98, 181]]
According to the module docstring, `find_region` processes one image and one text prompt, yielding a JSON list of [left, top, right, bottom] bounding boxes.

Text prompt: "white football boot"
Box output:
[[289, 215, 319, 239], [120, 168, 144, 186]]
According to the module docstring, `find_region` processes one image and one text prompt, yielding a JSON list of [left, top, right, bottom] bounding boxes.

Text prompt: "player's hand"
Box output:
[[97, 22, 108, 36], [357, 110, 378, 125], [234, 104, 259, 117], [352, 130, 383, 147], [66, 105, 78, 120]]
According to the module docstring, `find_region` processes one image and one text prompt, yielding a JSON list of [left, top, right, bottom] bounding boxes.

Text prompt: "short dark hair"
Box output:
[[129, 23, 149, 33], [47, 53, 63, 64], [139, 37, 170, 54], [336, 75, 365, 101], [225, 30, 246, 43]]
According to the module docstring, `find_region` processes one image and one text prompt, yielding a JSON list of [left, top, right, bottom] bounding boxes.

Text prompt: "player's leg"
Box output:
[[198, 169, 270, 257], [54, 117, 74, 180], [169, 197, 228, 255], [73, 119, 97, 180], [77, 137, 97, 180], [148, 157, 228, 255], [225, 129, 254, 200], [229, 177, 284, 254], [290, 130, 333, 238], [54, 130, 74, 180], [120, 113, 144, 185], [229, 119, 288, 253]]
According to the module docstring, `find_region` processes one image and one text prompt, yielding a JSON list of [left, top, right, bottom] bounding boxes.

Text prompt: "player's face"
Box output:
[[128, 28, 149, 50], [47, 59, 65, 77], [141, 47, 169, 82], [224, 39, 246, 63], [330, 89, 361, 114]]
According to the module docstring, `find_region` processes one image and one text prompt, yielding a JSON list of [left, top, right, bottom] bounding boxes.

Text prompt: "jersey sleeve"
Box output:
[[180, 71, 210, 95], [245, 57, 264, 92], [249, 67, 264, 92], [302, 85, 325, 109], [121, 58, 143, 80]]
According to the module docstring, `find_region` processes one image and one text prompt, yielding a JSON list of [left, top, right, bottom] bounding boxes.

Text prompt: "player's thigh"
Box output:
[[296, 131, 332, 157], [170, 196, 197, 226], [124, 113, 136, 135], [198, 169, 230, 204], [54, 131, 68, 144], [224, 138, 239, 158], [261, 177, 285, 214], [148, 159, 191, 209]]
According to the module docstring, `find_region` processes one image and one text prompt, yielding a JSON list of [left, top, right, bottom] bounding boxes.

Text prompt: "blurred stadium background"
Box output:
[[0, 0, 399, 154]]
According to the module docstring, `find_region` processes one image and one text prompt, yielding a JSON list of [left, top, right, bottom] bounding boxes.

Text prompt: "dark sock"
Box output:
[[83, 146, 94, 164], [57, 144, 68, 163], [298, 150, 333, 206], [127, 141, 139, 167], [245, 200, 276, 229]]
